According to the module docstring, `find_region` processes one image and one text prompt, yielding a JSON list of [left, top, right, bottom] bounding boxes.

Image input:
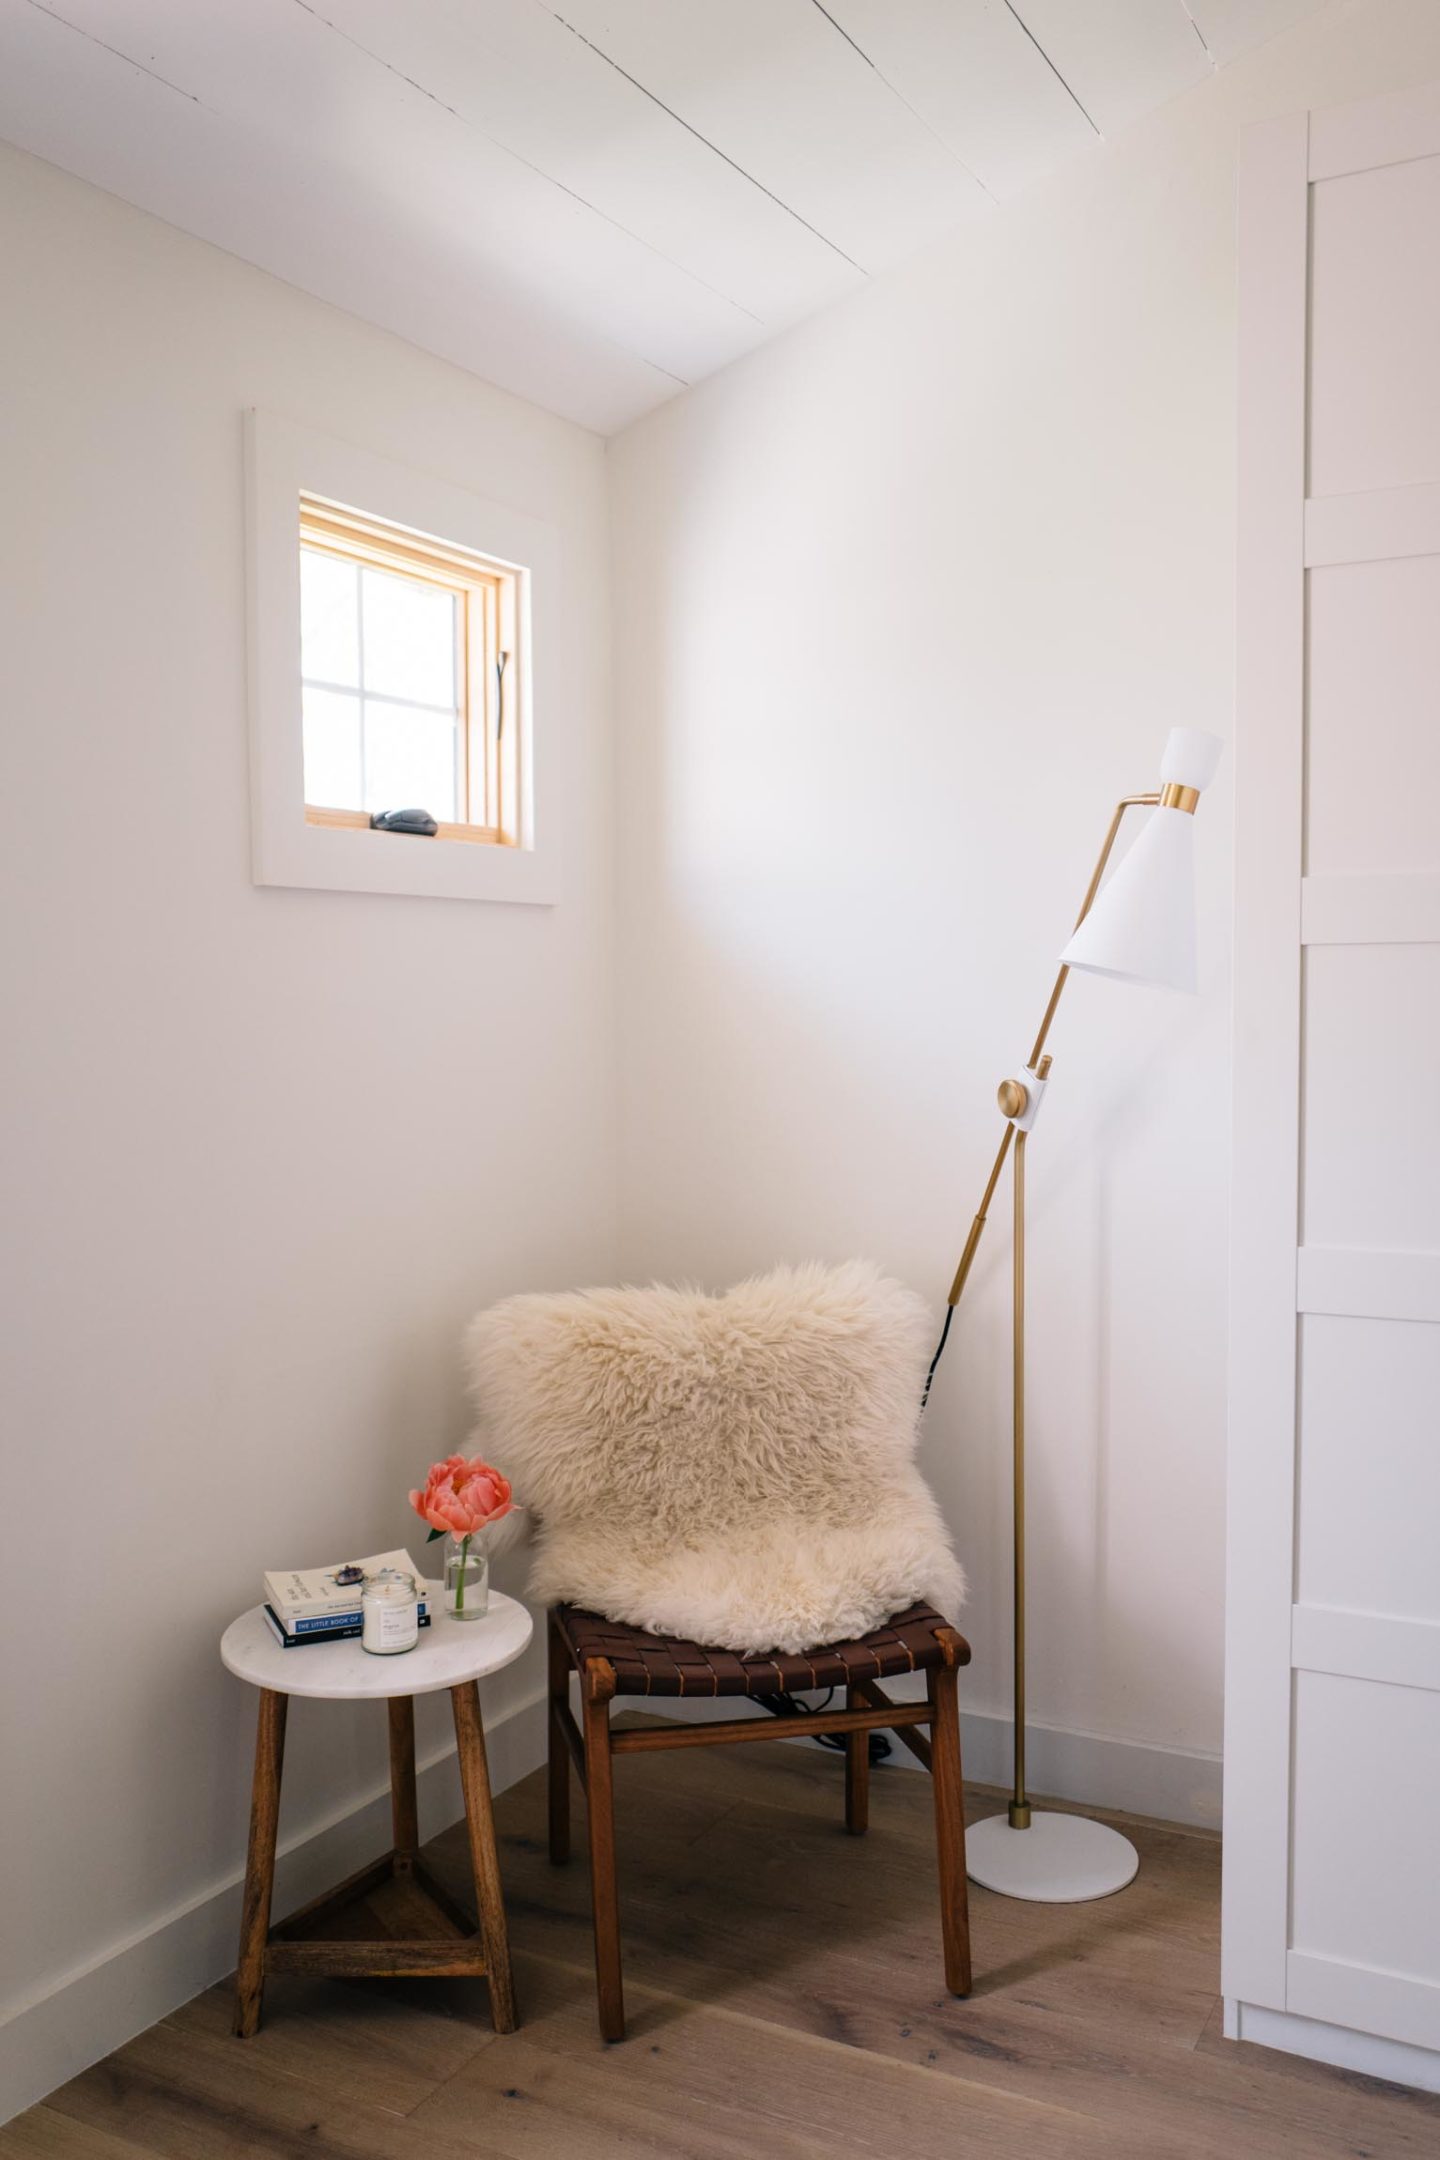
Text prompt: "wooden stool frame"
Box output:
[[233, 1680, 516, 2038], [547, 1609, 972, 2042]]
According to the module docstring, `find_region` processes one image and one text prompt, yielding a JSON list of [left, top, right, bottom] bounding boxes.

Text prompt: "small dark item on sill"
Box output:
[[370, 808, 439, 836]]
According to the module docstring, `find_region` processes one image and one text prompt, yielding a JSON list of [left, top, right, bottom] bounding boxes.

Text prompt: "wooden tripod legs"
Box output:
[[232, 1680, 517, 2038], [451, 1680, 518, 2033], [234, 1688, 287, 2038], [388, 1695, 420, 1869]]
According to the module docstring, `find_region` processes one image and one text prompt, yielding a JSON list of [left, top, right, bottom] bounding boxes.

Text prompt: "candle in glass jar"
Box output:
[[361, 1568, 419, 1655]]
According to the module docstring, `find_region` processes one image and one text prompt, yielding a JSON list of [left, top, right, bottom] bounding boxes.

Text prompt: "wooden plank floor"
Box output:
[[6, 1726, 1439, 2160]]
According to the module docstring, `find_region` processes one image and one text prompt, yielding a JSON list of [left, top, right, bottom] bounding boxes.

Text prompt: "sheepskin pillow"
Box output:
[[464, 1259, 964, 1656]]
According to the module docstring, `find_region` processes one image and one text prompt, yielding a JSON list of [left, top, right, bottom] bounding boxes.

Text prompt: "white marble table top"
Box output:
[[221, 1592, 533, 1700]]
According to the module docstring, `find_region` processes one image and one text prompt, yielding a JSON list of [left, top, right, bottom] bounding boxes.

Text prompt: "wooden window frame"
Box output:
[[299, 495, 521, 848]]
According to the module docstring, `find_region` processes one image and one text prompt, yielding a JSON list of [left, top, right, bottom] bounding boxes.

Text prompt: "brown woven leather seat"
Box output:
[[553, 1600, 966, 1699]]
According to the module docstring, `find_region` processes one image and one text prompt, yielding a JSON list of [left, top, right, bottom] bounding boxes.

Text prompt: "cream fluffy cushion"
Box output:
[[464, 1260, 964, 1656]]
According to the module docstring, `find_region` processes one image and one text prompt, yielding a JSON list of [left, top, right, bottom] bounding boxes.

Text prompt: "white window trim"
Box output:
[[245, 409, 560, 904]]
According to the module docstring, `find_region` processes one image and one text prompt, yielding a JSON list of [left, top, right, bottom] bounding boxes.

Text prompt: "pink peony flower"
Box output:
[[409, 1453, 513, 1539]]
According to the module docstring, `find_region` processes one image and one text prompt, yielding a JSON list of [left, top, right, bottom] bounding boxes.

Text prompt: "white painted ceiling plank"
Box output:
[[1010, 2, 1212, 137], [22, 0, 773, 385], [313, 0, 864, 326], [1184, 0, 1326, 70], [0, 0, 682, 431], [546, 0, 990, 274], [816, 0, 1098, 198], [0, 0, 1332, 432]]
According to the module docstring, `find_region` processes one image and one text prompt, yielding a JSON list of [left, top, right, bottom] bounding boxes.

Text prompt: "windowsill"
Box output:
[[258, 805, 557, 904], [305, 805, 515, 849]]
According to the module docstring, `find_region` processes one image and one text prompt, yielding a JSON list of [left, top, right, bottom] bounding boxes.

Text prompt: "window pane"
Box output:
[[300, 548, 359, 687], [361, 566, 456, 707], [302, 686, 362, 809], [362, 700, 459, 821]]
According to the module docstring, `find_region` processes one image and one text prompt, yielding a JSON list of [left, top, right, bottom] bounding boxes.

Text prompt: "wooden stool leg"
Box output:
[[927, 1658, 972, 1996], [581, 1659, 624, 2042], [234, 1687, 287, 2037], [388, 1696, 419, 1871], [450, 1680, 517, 2033], [548, 1610, 571, 1865], [845, 1685, 870, 1835]]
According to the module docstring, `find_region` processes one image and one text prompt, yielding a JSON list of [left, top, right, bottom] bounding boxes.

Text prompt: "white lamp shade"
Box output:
[[1058, 727, 1221, 995], [1061, 806, 1198, 992]]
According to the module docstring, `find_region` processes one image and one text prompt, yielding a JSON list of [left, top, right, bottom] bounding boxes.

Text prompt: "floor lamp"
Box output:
[[933, 725, 1222, 1903]]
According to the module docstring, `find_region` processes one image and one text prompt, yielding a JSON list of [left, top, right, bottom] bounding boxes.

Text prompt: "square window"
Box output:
[[246, 411, 557, 904]]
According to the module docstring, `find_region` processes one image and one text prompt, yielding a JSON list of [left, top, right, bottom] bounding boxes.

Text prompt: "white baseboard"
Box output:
[[955, 1704, 1221, 1831], [1227, 1999, 1440, 2097], [622, 1690, 1222, 1831], [0, 1686, 547, 2129]]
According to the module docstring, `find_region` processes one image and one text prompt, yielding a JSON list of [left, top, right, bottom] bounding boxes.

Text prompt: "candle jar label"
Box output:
[[361, 1569, 420, 1654]]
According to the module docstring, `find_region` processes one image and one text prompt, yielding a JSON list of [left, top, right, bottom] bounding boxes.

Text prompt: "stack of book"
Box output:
[[262, 1549, 434, 1648]]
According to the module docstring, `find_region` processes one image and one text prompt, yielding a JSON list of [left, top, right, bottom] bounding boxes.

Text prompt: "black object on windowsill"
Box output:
[[370, 808, 439, 836]]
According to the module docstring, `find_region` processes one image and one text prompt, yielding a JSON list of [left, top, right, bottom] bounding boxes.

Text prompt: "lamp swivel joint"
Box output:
[[998, 1059, 1051, 1135]]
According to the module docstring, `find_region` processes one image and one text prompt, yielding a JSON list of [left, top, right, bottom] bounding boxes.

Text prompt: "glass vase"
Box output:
[[443, 1529, 489, 1620]]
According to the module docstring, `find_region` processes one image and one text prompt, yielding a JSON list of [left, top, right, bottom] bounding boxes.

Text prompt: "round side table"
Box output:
[[220, 1593, 533, 2039]]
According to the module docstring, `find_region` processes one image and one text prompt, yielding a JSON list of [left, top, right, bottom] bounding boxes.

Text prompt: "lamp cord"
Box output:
[[752, 1687, 892, 1763], [921, 1304, 954, 1409]]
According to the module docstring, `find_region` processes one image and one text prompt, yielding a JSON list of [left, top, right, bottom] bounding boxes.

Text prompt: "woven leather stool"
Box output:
[[547, 1600, 972, 2040]]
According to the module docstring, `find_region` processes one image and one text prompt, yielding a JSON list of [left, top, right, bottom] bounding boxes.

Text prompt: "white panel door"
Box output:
[[1227, 80, 1440, 2072]]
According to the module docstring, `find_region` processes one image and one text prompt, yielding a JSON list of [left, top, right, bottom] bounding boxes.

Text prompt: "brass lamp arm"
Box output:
[[944, 792, 1160, 1310]]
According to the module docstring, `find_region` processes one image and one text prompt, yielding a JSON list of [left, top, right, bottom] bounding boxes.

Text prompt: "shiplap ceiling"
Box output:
[[1, 0, 1325, 434]]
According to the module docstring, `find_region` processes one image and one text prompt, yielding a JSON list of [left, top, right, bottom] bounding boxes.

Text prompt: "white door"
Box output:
[[1227, 81, 1440, 2077]]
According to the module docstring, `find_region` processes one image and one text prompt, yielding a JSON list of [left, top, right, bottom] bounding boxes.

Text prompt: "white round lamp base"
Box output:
[[966, 1811, 1139, 1903]]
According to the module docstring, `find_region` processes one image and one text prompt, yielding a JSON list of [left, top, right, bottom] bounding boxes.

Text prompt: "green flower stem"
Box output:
[[456, 1532, 471, 1614]]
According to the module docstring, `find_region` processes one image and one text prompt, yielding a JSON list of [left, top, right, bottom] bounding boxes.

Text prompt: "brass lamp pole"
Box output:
[[936, 732, 1220, 1904]]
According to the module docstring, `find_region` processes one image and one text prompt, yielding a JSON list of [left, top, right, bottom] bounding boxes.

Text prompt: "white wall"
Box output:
[[0, 143, 614, 2111], [609, 0, 1440, 1794]]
